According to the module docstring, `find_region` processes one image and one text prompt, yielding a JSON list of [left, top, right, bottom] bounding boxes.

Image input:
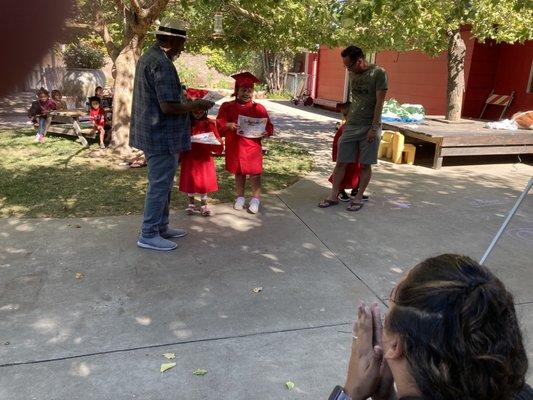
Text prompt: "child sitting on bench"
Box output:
[[88, 96, 106, 149], [27, 87, 57, 143]]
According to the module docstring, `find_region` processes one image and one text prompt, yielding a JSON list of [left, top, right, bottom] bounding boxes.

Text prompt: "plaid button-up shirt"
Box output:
[[129, 45, 191, 154]]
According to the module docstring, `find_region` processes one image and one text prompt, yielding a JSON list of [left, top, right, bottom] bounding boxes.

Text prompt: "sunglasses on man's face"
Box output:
[[345, 59, 359, 71]]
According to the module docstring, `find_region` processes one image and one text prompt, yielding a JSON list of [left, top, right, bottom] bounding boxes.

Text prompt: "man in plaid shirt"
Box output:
[[130, 17, 214, 251]]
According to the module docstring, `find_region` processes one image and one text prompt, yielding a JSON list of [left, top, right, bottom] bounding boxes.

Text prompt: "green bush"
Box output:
[[211, 79, 233, 90], [174, 61, 201, 87], [266, 91, 292, 100], [200, 47, 254, 76], [63, 43, 105, 69]]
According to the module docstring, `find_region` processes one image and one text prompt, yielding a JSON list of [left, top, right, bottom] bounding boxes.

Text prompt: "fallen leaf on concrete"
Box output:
[[193, 368, 208, 376], [75, 272, 85, 280], [74, 225, 81, 228], [285, 381, 295, 390], [160, 362, 176, 373], [163, 352, 175, 360], [251, 287, 263, 294]]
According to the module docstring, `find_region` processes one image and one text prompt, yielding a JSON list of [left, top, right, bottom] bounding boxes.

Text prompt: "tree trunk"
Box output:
[[261, 51, 289, 93], [445, 29, 466, 121], [262, 50, 274, 92], [109, 38, 142, 155]]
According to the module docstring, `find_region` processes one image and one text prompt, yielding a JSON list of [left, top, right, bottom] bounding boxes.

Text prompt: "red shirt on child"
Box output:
[[89, 106, 106, 128]]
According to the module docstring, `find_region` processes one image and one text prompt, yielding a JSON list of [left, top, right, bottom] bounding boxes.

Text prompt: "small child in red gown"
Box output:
[[216, 72, 274, 214], [328, 102, 364, 201], [179, 89, 223, 217]]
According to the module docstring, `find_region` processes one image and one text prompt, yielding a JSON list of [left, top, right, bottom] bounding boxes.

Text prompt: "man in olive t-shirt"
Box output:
[[319, 46, 388, 212]]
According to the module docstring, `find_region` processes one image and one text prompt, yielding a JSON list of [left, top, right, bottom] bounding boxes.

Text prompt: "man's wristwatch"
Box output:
[[329, 385, 352, 400]]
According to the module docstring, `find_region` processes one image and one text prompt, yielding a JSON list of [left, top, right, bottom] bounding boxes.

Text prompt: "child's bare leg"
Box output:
[[248, 175, 262, 214], [235, 174, 246, 198], [250, 174, 261, 199], [99, 127, 105, 147], [186, 194, 195, 214], [200, 194, 211, 216]]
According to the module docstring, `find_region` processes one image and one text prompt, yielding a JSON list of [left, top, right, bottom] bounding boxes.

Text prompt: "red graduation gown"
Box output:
[[329, 124, 361, 189], [179, 117, 223, 194], [216, 100, 274, 175]]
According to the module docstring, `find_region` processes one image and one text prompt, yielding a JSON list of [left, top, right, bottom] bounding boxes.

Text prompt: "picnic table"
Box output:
[[43, 110, 96, 147]]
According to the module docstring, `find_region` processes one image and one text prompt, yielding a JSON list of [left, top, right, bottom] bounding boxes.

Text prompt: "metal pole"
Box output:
[[480, 177, 533, 264]]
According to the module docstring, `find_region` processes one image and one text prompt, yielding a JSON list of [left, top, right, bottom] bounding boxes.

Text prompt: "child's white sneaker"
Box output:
[[234, 196, 245, 210], [248, 198, 260, 214]]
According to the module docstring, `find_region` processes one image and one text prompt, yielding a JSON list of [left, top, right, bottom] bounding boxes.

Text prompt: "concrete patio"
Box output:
[[0, 100, 531, 399]]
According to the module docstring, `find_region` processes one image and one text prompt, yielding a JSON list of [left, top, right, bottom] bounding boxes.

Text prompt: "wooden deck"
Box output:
[[383, 118, 533, 168]]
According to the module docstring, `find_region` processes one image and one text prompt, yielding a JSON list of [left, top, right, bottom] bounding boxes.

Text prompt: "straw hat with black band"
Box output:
[[150, 17, 188, 39]]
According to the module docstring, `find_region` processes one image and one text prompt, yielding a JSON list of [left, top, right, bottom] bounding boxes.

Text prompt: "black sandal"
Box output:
[[318, 199, 339, 208], [346, 201, 364, 212], [351, 188, 369, 201]]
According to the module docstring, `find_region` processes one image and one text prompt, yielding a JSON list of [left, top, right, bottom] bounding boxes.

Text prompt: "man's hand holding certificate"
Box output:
[[190, 132, 221, 145]]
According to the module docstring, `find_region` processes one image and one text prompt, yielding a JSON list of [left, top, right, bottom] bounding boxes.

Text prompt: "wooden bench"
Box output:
[[43, 110, 96, 147]]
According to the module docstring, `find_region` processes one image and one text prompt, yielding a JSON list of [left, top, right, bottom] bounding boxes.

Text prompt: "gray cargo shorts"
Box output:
[[337, 125, 381, 165]]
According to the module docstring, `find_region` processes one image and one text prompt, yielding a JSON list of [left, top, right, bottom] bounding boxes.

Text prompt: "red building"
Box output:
[[308, 32, 533, 120]]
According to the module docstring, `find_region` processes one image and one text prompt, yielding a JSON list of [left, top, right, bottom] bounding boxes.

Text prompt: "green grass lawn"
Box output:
[[0, 129, 313, 218]]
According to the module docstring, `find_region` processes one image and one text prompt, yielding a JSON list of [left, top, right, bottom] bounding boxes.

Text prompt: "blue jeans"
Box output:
[[38, 117, 46, 135], [141, 152, 179, 238]]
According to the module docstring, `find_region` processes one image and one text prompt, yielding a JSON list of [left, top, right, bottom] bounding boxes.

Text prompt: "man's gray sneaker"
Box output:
[[137, 235, 178, 251], [160, 228, 188, 239]]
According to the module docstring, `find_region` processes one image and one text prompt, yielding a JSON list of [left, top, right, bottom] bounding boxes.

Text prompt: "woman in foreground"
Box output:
[[330, 254, 531, 400]]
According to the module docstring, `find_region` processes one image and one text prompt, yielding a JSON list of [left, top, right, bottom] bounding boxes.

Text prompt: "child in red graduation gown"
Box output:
[[179, 89, 223, 217], [216, 72, 274, 214], [328, 102, 362, 201]]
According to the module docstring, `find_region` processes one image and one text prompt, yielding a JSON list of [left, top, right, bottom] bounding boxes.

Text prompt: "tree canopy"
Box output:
[[68, 0, 533, 143], [335, 0, 532, 54], [174, 0, 336, 53]]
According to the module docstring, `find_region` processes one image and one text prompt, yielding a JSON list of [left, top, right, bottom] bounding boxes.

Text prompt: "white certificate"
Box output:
[[237, 115, 267, 138], [202, 91, 226, 103], [190, 132, 221, 145]]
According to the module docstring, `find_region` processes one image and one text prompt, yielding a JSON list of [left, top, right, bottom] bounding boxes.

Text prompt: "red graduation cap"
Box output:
[[231, 72, 260, 87], [231, 72, 260, 95], [185, 88, 209, 101]]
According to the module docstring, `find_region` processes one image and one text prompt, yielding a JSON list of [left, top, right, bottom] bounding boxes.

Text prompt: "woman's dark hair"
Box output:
[[51, 89, 61, 97], [95, 86, 103, 94], [341, 46, 364, 62], [386, 254, 527, 400], [36, 87, 49, 96], [89, 96, 101, 104]]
